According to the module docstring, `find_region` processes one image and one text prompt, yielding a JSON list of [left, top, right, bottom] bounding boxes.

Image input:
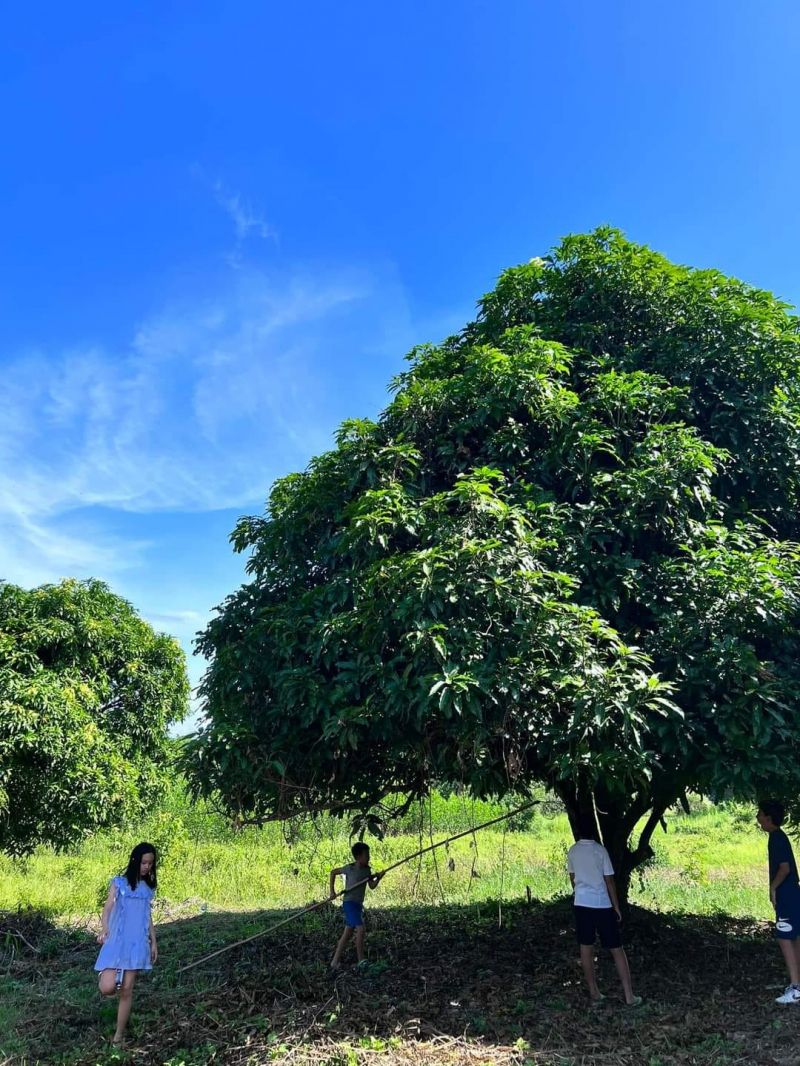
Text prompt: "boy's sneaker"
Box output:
[[775, 985, 800, 1004]]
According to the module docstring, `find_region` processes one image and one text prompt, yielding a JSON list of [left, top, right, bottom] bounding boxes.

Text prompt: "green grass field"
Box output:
[[0, 792, 770, 922]]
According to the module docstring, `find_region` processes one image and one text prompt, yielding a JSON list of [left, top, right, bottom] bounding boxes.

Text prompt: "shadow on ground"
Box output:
[[3, 899, 800, 1065]]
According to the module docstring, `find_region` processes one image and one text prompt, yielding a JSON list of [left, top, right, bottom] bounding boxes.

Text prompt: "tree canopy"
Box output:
[[189, 228, 800, 889], [0, 578, 188, 854]]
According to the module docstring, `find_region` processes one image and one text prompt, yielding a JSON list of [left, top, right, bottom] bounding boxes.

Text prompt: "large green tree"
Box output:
[[0, 578, 188, 854], [190, 229, 800, 897]]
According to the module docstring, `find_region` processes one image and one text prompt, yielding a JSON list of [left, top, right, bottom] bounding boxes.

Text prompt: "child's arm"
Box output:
[[771, 862, 791, 907], [149, 912, 158, 964], [569, 873, 575, 890], [96, 882, 117, 944], [329, 867, 343, 900], [604, 875, 622, 920], [368, 871, 383, 890]]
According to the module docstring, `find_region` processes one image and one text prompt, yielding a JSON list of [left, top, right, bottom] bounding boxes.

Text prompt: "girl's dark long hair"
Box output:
[[123, 842, 158, 891]]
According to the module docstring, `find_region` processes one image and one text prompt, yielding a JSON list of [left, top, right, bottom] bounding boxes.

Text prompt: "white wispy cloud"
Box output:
[[213, 181, 276, 268], [0, 260, 425, 589], [147, 609, 205, 626], [214, 184, 273, 243], [0, 505, 150, 590]]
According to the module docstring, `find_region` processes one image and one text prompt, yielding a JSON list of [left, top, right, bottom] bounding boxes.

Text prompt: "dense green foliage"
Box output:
[[191, 229, 800, 890], [0, 579, 188, 854]]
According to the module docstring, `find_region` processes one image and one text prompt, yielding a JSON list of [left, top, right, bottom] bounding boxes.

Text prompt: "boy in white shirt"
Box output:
[[567, 813, 640, 1006]]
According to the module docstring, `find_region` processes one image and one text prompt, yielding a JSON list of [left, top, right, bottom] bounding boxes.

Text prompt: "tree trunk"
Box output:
[[557, 782, 669, 908], [596, 808, 638, 908], [602, 836, 637, 907], [601, 795, 673, 907]]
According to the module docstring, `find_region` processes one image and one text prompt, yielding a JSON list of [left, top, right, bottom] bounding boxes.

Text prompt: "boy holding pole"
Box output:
[[329, 842, 382, 972]]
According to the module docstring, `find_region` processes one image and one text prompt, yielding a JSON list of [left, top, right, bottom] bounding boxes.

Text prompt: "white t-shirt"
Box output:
[[567, 839, 614, 908]]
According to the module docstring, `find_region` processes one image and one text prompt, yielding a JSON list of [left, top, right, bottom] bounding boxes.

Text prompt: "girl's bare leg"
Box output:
[[113, 970, 137, 1044], [98, 969, 118, 997]]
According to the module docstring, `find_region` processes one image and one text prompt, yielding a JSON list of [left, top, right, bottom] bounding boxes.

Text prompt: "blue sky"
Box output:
[[2, 1, 799, 726]]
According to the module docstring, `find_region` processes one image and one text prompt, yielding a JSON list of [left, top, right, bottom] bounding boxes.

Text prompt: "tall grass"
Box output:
[[0, 787, 772, 921]]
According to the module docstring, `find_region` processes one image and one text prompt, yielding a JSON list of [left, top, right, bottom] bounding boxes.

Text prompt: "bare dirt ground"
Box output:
[[3, 900, 800, 1065]]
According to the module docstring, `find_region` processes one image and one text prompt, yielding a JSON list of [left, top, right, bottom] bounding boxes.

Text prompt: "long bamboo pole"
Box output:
[[176, 798, 538, 975]]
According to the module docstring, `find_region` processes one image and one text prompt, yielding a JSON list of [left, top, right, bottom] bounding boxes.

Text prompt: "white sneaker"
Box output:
[[775, 985, 800, 1004]]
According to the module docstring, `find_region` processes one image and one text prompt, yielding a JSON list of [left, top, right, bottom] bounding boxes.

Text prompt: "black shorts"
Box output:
[[775, 903, 800, 941], [574, 905, 622, 949]]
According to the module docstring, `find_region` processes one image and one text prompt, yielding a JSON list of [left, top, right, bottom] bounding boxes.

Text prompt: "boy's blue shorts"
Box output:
[[342, 901, 364, 928]]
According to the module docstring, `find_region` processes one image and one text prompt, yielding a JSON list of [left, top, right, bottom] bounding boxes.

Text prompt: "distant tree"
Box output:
[[0, 579, 188, 854], [189, 229, 800, 900]]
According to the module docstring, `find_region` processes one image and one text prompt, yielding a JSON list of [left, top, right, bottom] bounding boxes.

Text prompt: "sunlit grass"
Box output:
[[0, 793, 773, 923]]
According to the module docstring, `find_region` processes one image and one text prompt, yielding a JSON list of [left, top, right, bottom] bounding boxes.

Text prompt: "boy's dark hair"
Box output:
[[577, 812, 600, 841], [759, 800, 786, 827], [123, 841, 158, 891], [351, 841, 370, 860]]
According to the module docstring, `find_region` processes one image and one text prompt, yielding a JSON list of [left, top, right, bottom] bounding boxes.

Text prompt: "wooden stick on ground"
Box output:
[[177, 798, 538, 975]]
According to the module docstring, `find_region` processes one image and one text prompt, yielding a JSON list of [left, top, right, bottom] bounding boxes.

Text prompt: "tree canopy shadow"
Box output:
[[4, 899, 800, 1064]]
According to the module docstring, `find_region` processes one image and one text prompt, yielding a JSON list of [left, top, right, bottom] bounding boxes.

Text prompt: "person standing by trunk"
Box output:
[[567, 813, 641, 1007]]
